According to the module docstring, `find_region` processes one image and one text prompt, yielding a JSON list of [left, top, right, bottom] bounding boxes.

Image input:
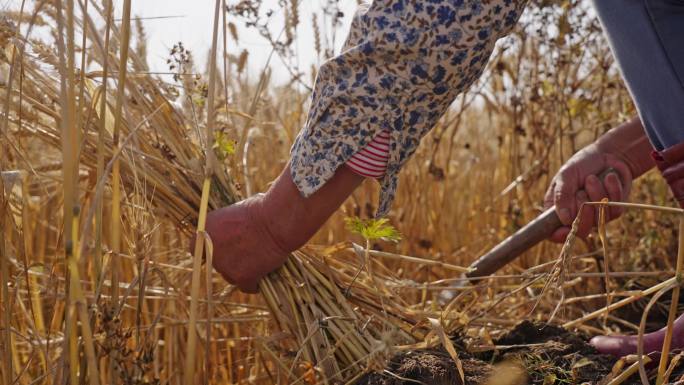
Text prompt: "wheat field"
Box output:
[[1, 1, 684, 384]]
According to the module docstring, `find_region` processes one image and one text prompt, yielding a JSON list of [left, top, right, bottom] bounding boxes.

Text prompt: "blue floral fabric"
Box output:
[[290, 0, 527, 216]]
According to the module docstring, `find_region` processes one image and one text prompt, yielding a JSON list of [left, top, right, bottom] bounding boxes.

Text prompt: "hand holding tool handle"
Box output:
[[466, 168, 620, 279]]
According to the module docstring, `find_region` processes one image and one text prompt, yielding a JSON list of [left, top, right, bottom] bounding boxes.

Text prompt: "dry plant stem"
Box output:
[[74, 2, 95, 382], [346, 240, 370, 295], [184, 178, 212, 385], [21, 176, 47, 374], [606, 356, 653, 385], [656, 216, 684, 385], [351, 247, 470, 273], [205, 239, 214, 382], [535, 202, 582, 322], [563, 276, 677, 328], [94, 0, 113, 287], [184, 1, 221, 384], [53, 0, 81, 382], [76, 0, 89, 146], [585, 201, 684, 215], [69, 213, 99, 385], [55, 0, 78, 243], [77, 104, 165, 274], [108, 1, 131, 382], [0, 178, 12, 385], [598, 201, 613, 329], [0, 26, 27, 385], [110, 0, 131, 306], [636, 283, 676, 385], [564, 201, 684, 329], [662, 352, 684, 385]]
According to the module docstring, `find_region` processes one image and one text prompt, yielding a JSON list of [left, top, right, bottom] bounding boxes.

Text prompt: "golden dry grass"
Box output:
[[1, 1, 684, 384]]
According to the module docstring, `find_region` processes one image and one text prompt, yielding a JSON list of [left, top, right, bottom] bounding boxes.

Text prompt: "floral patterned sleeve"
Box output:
[[290, 0, 528, 217]]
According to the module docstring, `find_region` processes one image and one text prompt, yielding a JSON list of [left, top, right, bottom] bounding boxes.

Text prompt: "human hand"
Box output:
[[543, 147, 632, 242], [191, 163, 364, 293], [197, 196, 288, 293], [543, 118, 655, 242]]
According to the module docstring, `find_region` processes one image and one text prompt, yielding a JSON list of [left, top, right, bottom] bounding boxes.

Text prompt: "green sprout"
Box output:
[[344, 217, 402, 243], [344, 217, 401, 296], [213, 131, 236, 160]]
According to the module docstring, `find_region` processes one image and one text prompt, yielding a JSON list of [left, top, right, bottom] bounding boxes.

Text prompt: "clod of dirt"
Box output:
[[493, 321, 619, 384], [355, 350, 492, 385]]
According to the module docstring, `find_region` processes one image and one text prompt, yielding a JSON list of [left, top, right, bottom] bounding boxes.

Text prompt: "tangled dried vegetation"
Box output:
[[2, 1, 684, 384]]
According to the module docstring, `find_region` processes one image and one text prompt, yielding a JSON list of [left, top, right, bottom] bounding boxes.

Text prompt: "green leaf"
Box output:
[[213, 131, 236, 160], [344, 216, 401, 242]]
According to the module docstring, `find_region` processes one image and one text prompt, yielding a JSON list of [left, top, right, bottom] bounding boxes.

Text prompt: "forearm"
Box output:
[[260, 163, 364, 253], [594, 116, 656, 178]]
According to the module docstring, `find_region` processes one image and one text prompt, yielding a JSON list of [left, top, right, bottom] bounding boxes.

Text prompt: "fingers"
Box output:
[[585, 174, 607, 202], [575, 190, 594, 239], [583, 174, 613, 234], [545, 151, 634, 243], [587, 171, 626, 221], [547, 170, 620, 243], [586, 173, 613, 221], [606, 156, 633, 218], [553, 171, 578, 226], [548, 189, 591, 243], [603, 172, 624, 219], [605, 156, 633, 196]]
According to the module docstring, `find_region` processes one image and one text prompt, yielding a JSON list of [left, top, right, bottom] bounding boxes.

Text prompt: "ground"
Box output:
[[356, 321, 676, 385]]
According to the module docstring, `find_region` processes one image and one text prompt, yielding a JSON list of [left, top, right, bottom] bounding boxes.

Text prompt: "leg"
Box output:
[[590, 0, 684, 356], [592, 0, 684, 150], [645, 0, 684, 91]]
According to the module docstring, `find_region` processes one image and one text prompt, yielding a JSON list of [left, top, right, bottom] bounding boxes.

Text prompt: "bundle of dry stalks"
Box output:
[[260, 244, 477, 383]]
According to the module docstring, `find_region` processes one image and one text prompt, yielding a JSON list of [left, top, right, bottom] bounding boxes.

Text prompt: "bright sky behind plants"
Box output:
[[3, 0, 358, 86], [130, 0, 357, 86]]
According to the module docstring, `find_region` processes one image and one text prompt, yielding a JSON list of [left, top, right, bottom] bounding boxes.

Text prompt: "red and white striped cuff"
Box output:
[[346, 130, 390, 179]]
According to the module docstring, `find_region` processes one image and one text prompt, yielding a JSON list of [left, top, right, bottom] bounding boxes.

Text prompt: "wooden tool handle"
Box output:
[[466, 207, 560, 278], [466, 168, 620, 279]]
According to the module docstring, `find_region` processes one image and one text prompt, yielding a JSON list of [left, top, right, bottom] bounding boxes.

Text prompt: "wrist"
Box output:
[[245, 195, 292, 261], [258, 163, 364, 254], [594, 117, 656, 179], [257, 167, 329, 255]]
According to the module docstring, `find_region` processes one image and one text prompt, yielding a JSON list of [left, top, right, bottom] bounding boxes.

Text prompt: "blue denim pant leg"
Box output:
[[646, 0, 684, 90], [592, 0, 684, 150]]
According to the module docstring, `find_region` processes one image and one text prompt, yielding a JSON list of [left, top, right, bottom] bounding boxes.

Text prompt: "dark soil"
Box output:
[[355, 350, 491, 385], [356, 321, 662, 385], [492, 321, 618, 384]]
